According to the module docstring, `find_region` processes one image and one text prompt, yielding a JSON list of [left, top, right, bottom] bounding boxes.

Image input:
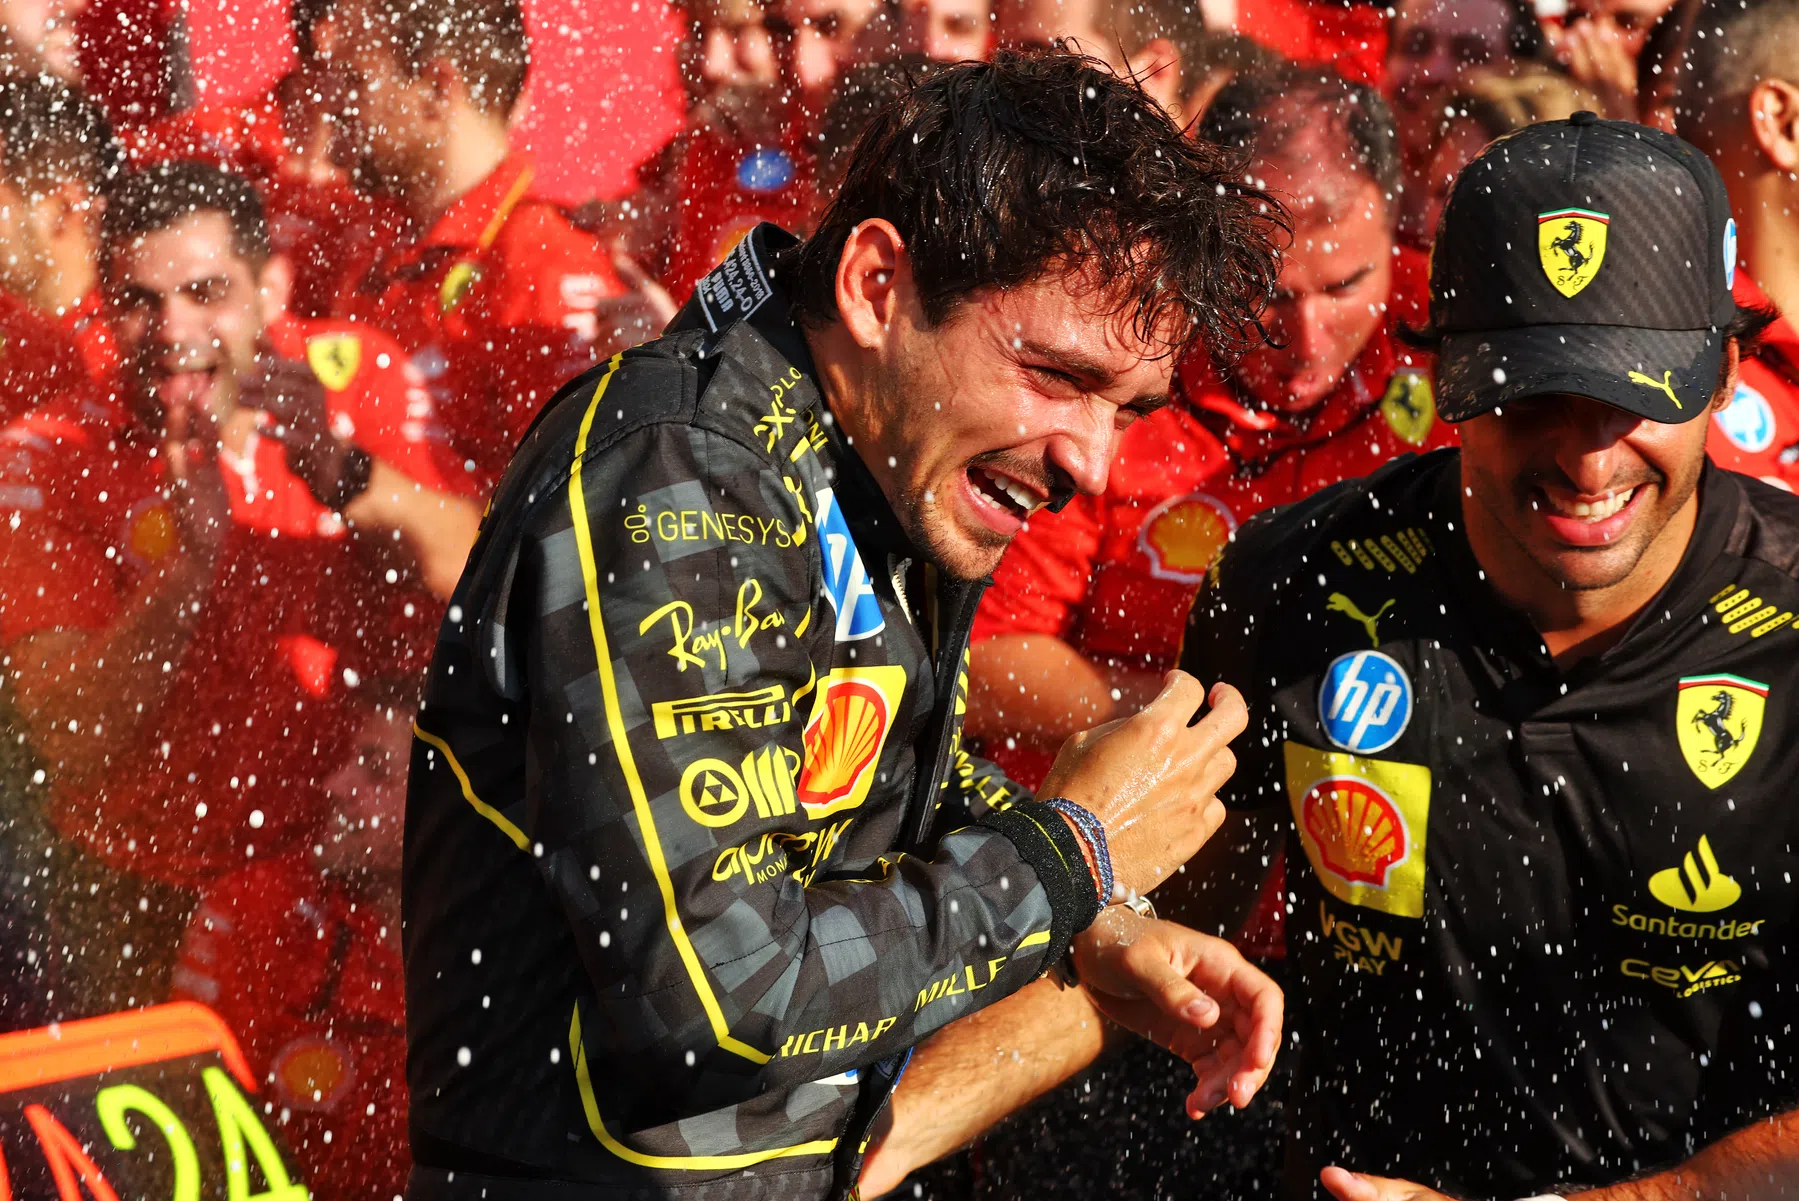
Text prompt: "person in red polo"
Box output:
[[1675, 0, 1799, 489], [0, 163, 480, 1011], [123, 0, 411, 321], [968, 67, 1452, 795]]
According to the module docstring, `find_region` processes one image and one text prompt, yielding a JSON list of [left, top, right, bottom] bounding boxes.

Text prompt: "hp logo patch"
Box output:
[[1318, 651, 1413, 753], [814, 487, 885, 641]]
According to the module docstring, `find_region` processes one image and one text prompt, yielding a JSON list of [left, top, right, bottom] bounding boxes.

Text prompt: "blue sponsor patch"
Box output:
[[1724, 217, 1738, 290], [1715, 381, 1776, 454], [814, 487, 884, 641], [813, 1067, 859, 1087], [1318, 651, 1413, 754], [737, 147, 795, 193]]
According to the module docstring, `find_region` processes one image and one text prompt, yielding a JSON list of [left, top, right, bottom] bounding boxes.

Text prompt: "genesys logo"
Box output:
[[1284, 742, 1432, 919], [1621, 956, 1742, 998]]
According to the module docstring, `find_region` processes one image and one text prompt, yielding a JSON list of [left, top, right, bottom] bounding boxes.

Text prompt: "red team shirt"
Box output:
[[0, 314, 465, 885], [172, 854, 407, 1201], [1704, 274, 1799, 491], [126, 89, 413, 318], [60, 289, 120, 383], [0, 290, 100, 428]]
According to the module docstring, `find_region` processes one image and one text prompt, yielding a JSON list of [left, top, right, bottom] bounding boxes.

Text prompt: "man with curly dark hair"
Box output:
[[402, 50, 1286, 1201]]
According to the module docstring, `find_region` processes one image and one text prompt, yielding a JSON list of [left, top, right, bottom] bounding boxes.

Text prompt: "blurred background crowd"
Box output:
[[0, 0, 1793, 1193]]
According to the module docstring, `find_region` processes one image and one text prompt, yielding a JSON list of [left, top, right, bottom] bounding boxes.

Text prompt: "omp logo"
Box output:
[[1318, 902, 1405, 975], [1621, 956, 1742, 998], [652, 685, 791, 739], [1648, 835, 1742, 913]]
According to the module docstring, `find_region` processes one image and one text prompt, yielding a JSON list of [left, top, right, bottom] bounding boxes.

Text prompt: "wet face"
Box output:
[[1389, 0, 1516, 165], [319, 705, 414, 877], [835, 245, 1174, 580], [0, 0, 88, 82], [1232, 156, 1392, 412], [1458, 392, 1714, 592], [903, 0, 990, 61], [784, 0, 881, 94], [332, 0, 437, 185], [0, 177, 49, 299], [994, 0, 1117, 65], [109, 211, 274, 438], [1411, 117, 1488, 246]]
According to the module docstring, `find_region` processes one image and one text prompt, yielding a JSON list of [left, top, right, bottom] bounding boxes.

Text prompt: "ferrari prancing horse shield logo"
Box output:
[[1538, 208, 1610, 298], [1676, 673, 1767, 789]]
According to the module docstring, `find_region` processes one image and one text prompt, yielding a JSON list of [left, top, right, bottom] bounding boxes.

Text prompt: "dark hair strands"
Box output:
[[790, 49, 1287, 369]]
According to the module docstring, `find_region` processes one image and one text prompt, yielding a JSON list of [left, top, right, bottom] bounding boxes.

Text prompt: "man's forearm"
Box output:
[[8, 553, 214, 784], [1581, 1109, 1799, 1201], [967, 633, 1162, 743], [861, 977, 1115, 1197], [344, 460, 481, 600]]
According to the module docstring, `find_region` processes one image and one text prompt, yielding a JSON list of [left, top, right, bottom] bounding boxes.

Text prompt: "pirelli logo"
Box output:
[[652, 686, 792, 738], [1709, 584, 1795, 639], [1330, 527, 1433, 576]]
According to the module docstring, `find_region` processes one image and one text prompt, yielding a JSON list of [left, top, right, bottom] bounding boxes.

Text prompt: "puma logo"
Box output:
[[1326, 593, 1395, 648], [1628, 369, 1682, 410]]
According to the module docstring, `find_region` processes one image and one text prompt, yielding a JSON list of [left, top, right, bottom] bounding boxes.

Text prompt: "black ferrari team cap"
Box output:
[[1430, 110, 1739, 425]]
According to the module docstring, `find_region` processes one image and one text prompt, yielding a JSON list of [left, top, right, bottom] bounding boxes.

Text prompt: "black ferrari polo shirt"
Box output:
[[1180, 448, 1799, 1199]]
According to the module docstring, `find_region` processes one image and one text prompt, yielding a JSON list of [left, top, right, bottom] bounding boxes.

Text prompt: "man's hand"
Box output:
[[1072, 907, 1282, 1117], [160, 406, 234, 565], [1321, 1168, 1454, 1201], [240, 351, 368, 509], [1040, 670, 1246, 897]]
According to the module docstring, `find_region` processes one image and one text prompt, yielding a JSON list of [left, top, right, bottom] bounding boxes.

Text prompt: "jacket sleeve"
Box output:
[[520, 420, 1098, 1121]]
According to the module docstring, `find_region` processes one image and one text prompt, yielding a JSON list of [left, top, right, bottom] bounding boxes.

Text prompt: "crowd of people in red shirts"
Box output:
[[0, 0, 1793, 1194]]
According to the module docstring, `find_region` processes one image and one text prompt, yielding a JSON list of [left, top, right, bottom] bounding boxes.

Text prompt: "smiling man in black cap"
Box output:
[[1174, 111, 1799, 1200]]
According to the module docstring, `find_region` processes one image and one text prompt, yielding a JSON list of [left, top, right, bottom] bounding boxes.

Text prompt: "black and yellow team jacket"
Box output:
[[1182, 448, 1799, 1199], [400, 226, 1099, 1200]]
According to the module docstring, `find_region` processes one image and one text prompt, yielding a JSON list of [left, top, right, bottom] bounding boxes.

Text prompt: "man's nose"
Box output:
[[1553, 400, 1644, 488], [1046, 417, 1117, 498], [1292, 294, 1332, 362]]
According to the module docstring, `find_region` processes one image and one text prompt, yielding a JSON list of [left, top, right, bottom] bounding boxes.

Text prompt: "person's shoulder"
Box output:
[[282, 315, 409, 390], [1228, 448, 1454, 568], [1720, 468, 1799, 583]]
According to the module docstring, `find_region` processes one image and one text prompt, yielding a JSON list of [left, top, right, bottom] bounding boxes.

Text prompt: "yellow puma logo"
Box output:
[[1326, 592, 1395, 648], [1628, 369, 1682, 410]]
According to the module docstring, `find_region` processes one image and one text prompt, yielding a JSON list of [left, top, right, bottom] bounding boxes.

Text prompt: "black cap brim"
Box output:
[[1437, 323, 1722, 425]]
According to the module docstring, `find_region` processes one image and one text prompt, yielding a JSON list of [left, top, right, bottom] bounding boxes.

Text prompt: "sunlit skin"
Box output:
[[806, 220, 1174, 580], [691, 0, 781, 94], [1232, 151, 1392, 413], [1388, 0, 1517, 170], [0, 175, 100, 317], [0, 0, 88, 82], [318, 705, 413, 879], [993, 0, 1119, 66], [108, 211, 290, 443], [1416, 118, 1489, 246], [1458, 352, 1734, 661], [903, 0, 992, 62]]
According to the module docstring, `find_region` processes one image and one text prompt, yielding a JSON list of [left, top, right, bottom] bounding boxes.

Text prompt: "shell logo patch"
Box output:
[[1538, 208, 1610, 298], [305, 334, 362, 393], [797, 665, 906, 818], [1379, 372, 1435, 446], [1676, 673, 1767, 789], [272, 1036, 354, 1109], [1138, 491, 1237, 585], [1284, 741, 1431, 918]]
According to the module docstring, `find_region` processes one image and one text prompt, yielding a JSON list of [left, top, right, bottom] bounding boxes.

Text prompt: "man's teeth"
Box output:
[[1556, 487, 1636, 520], [979, 467, 1042, 514]]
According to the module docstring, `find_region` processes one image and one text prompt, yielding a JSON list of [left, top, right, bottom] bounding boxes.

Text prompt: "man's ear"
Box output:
[[1713, 337, 1742, 412], [1127, 38, 1185, 123], [834, 219, 908, 352], [257, 253, 295, 323], [1748, 78, 1799, 173]]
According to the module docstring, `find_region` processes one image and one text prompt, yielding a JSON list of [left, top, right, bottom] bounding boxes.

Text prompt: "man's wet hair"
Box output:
[[103, 161, 270, 267], [815, 55, 941, 202], [0, 76, 122, 196], [1675, 0, 1799, 142], [358, 0, 530, 116], [1199, 65, 1401, 218], [791, 51, 1283, 364]]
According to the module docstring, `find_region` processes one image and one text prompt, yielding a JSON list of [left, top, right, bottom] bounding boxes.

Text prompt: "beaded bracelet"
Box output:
[[1042, 797, 1113, 906]]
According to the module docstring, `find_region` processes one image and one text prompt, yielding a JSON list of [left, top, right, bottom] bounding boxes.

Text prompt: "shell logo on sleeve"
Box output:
[[1285, 741, 1432, 918], [1138, 491, 1237, 584], [796, 665, 907, 818]]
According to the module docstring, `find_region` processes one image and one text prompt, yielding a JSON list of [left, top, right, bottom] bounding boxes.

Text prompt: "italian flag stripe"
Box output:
[[1538, 208, 1610, 224], [1679, 673, 1769, 696]]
